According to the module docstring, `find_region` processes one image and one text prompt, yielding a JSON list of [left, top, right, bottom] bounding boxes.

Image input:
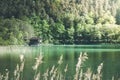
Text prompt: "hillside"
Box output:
[[0, 0, 120, 45]]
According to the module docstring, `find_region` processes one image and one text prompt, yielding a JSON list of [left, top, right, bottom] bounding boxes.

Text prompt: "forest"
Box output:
[[0, 0, 120, 45]]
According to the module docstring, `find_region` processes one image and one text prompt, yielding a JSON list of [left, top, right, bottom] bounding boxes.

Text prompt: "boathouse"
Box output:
[[28, 36, 42, 46]]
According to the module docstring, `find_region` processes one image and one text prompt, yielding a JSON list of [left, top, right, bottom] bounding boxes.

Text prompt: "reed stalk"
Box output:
[[0, 52, 118, 80], [33, 54, 43, 80]]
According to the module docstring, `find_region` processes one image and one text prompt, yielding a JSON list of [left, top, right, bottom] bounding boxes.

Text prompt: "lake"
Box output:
[[0, 44, 120, 80]]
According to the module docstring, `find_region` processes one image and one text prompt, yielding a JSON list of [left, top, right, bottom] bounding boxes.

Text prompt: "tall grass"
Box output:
[[0, 52, 118, 80]]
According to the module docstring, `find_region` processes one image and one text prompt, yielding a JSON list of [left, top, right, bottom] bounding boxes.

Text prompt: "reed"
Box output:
[[0, 52, 118, 80], [33, 54, 43, 80], [13, 54, 25, 80]]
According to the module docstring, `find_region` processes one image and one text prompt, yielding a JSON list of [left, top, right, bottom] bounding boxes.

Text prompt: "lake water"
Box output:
[[0, 45, 120, 80]]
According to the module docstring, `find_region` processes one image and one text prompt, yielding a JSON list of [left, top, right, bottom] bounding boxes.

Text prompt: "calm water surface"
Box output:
[[0, 45, 120, 80]]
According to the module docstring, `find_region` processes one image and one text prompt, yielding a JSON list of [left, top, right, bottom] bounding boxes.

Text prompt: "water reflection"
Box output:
[[0, 45, 120, 80]]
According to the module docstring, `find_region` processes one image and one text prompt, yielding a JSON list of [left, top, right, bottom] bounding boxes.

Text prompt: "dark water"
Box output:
[[0, 45, 120, 80]]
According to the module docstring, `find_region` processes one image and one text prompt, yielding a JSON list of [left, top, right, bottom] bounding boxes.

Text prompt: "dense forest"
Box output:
[[0, 0, 120, 45]]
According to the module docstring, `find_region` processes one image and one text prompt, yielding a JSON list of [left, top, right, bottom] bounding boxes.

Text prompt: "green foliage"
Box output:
[[116, 8, 120, 24], [65, 27, 75, 44], [0, 0, 120, 45], [0, 18, 34, 45], [101, 24, 120, 42], [97, 11, 116, 24], [41, 20, 51, 43], [50, 23, 65, 44]]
